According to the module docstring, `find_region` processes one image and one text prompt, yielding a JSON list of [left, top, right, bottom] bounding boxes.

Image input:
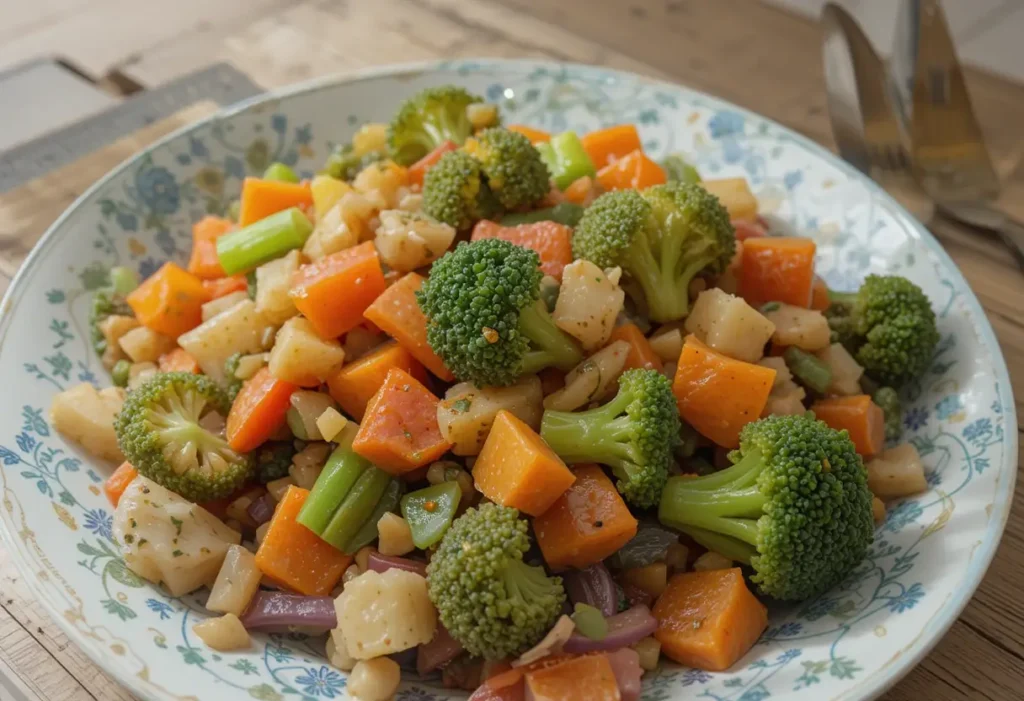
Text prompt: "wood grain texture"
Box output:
[[0, 1, 1022, 700]]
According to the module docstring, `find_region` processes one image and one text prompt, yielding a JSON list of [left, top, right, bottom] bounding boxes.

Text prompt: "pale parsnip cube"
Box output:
[[701, 178, 758, 220], [193, 614, 250, 651], [437, 377, 544, 455], [543, 340, 630, 412], [353, 161, 408, 210], [98, 314, 140, 369], [762, 387, 807, 417], [316, 407, 348, 442], [311, 175, 352, 220], [304, 192, 374, 259], [685, 288, 775, 363], [118, 326, 177, 363], [376, 513, 415, 557], [763, 304, 831, 352], [234, 353, 268, 380], [202, 291, 249, 322], [335, 569, 436, 659], [113, 477, 240, 596], [648, 322, 686, 362], [374, 210, 456, 273], [178, 300, 275, 381], [758, 356, 792, 389], [268, 317, 345, 385], [867, 443, 928, 500], [50, 384, 125, 462], [554, 260, 624, 351], [255, 250, 302, 325], [816, 343, 864, 396], [206, 545, 262, 616]]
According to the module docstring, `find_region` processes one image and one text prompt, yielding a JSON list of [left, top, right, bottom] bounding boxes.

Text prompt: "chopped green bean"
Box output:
[[296, 425, 367, 534], [783, 346, 833, 394]]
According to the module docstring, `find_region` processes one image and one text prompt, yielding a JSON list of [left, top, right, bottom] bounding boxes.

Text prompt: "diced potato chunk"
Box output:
[[649, 322, 685, 362], [267, 476, 295, 502], [763, 387, 807, 417], [437, 377, 544, 455], [543, 341, 630, 412], [113, 477, 240, 596], [255, 250, 302, 325], [693, 552, 734, 572], [348, 658, 401, 701], [193, 613, 250, 651], [316, 407, 348, 442], [701, 178, 758, 220], [763, 304, 831, 352], [335, 569, 436, 659], [816, 343, 864, 396], [353, 161, 408, 210], [201, 291, 249, 322], [98, 314, 140, 368], [235, 353, 268, 380], [304, 192, 373, 260], [685, 288, 775, 363], [374, 210, 456, 273], [553, 260, 624, 351], [206, 545, 262, 616], [178, 300, 275, 381], [311, 175, 352, 220], [758, 356, 792, 388], [269, 317, 346, 385], [376, 513, 415, 556], [50, 384, 125, 462], [118, 326, 176, 363], [866, 443, 927, 500], [128, 362, 158, 390]]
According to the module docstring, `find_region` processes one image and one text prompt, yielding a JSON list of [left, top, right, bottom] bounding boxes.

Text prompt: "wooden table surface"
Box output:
[[2, 1, 1024, 699]]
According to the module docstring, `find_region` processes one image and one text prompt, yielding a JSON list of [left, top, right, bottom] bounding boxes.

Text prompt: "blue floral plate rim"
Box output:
[[0, 58, 1016, 701]]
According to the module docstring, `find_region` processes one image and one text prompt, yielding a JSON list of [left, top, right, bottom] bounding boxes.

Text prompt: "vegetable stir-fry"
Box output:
[[49, 85, 939, 699]]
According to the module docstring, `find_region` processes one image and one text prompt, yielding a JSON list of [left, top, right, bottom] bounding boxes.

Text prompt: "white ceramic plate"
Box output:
[[0, 59, 1015, 701]]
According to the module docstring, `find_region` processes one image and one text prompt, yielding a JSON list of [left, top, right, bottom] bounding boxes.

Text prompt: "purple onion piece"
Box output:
[[247, 494, 276, 526], [366, 551, 428, 577], [417, 623, 464, 676], [607, 647, 643, 701], [240, 591, 337, 632], [563, 564, 617, 617], [608, 523, 679, 570], [388, 646, 419, 671], [561, 605, 657, 654]]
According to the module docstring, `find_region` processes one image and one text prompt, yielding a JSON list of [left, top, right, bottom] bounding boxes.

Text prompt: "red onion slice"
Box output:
[[563, 564, 617, 617], [562, 605, 657, 654], [240, 591, 336, 632], [607, 647, 643, 701], [417, 623, 464, 676], [366, 551, 428, 577], [247, 493, 275, 526]]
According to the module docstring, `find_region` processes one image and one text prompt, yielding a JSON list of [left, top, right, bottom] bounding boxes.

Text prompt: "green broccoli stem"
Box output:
[[827, 289, 858, 307], [783, 347, 832, 394], [658, 448, 770, 563], [540, 389, 640, 472], [503, 558, 562, 602], [519, 301, 583, 374], [621, 232, 713, 323], [297, 424, 367, 535]]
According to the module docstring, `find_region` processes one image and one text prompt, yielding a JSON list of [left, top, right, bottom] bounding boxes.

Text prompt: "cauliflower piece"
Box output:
[[98, 314, 140, 369], [113, 476, 240, 596], [334, 568, 436, 660], [374, 210, 456, 273], [178, 299, 275, 381], [553, 260, 624, 351], [437, 377, 543, 455], [255, 250, 302, 325], [50, 383, 125, 462]]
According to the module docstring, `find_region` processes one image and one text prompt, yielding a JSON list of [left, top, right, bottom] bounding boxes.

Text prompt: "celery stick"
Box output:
[[321, 467, 392, 550], [216, 207, 312, 275], [345, 479, 404, 554], [536, 131, 597, 190], [296, 425, 366, 534], [263, 162, 300, 183]]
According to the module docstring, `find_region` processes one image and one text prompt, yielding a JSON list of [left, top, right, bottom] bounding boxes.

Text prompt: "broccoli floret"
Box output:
[[115, 372, 253, 502], [573, 183, 735, 322], [826, 275, 939, 387], [873, 386, 902, 441], [422, 150, 501, 231], [223, 352, 244, 402], [659, 413, 874, 601], [417, 238, 582, 386], [426, 503, 565, 659], [321, 145, 384, 181], [388, 85, 484, 166], [465, 127, 550, 210], [255, 441, 297, 483], [540, 369, 679, 509]]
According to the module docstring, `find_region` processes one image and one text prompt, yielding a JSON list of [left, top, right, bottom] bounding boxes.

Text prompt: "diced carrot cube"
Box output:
[[290, 241, 387, 339], [327, 342, 428, 421], [126, 262, 209, 338]]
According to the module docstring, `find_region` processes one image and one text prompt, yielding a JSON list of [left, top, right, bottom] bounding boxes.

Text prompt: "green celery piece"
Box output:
[[215, 207, 313, 275], [321, 467, 392, 550], [109, 266, 140, 295], [536, 132, 596, 190], [783, 346, 833, 394], [400, 481, 462, 549], [345, 479, 404, 554], [263, 162, 300, 183], [296, 425, 367, 534], [499, 202, 585, 227]]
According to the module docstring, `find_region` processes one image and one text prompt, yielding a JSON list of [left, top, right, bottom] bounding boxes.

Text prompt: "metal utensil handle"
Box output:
[[939, 202, 1024, 271], [993, 216, 1024, 271]]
